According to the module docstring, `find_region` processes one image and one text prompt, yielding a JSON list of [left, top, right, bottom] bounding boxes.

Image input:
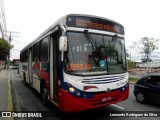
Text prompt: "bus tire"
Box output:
[[41, 83, 48, 106], [23, 72, 27, 86], [18, 69, 19, 74]]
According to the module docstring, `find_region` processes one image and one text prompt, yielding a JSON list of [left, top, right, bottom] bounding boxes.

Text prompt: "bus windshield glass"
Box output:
[[65, 32, 127, 75]]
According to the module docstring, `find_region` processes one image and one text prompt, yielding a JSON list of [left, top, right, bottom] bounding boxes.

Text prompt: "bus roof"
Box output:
[[20, 14, 124, 53]]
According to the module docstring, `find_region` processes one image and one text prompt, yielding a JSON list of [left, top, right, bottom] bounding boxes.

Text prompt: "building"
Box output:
[[138, 59, 160, 68]]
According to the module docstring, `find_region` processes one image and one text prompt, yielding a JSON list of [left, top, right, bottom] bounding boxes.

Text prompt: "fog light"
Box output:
[[76, 91, 81, 96], [122, 87, 125, 91], [84, 94, 87, 98], [69, 87, 75, 93]]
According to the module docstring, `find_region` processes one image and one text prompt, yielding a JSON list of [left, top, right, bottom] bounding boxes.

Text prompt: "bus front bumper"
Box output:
[[58, 86, 129, 112]]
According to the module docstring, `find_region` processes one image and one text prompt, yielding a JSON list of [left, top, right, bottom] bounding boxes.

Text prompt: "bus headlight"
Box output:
[[65, 82, 93, 98], [69, 87, 75, 93], [120, 83, 129, 92]]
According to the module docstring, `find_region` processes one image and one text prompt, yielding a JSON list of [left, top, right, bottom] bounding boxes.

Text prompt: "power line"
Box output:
[[2, 30, 20, 42], [3, 30, 20, 34], [12, 39, 28, 44]]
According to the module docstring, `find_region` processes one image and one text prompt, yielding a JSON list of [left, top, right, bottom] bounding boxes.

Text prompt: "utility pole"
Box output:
[[146, 39, 150, 72], [3, 30, 19, 68], [0, 23, 4, 40], [130, 51, 131, 61], [0, 0, 7, 40], [8, 31, 19, 68], [0, 0, 8, 69]]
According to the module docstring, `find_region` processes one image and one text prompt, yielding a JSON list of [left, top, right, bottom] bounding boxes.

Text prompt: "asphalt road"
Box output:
[[11, 69, 160, 120], [117, 84, 160, 111]]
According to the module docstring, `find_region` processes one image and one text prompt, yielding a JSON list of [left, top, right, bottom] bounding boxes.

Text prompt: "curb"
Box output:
[[7, 69, 14, 120]]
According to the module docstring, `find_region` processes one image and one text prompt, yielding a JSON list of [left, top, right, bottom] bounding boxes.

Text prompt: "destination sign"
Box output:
[[66, 16, 124, 35]]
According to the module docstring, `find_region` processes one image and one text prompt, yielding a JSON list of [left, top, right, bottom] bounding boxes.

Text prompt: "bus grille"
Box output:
[[82, 74, 126, 84]]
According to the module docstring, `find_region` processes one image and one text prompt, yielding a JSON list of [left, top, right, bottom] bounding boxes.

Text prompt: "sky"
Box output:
[[3, 0, 160, 60]]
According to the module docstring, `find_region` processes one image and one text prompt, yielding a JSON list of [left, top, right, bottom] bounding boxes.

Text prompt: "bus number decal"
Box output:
[[66, 63, 91, 71]]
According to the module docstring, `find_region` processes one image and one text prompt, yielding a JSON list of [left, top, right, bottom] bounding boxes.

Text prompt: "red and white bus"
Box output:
[[19, 14, 129, 112]]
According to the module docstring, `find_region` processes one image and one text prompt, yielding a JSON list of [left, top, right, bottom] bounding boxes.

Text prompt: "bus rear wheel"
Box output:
[[41, 84, 48, 106], [23, 72, 27, 86]]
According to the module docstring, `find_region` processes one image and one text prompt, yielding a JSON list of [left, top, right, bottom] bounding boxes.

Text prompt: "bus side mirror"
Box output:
[[59, 36, 67, 51]]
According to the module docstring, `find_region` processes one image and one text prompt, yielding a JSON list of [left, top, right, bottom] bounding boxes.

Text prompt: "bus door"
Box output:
[[29, 48, 33, 85], [49, 30, 59, 103]]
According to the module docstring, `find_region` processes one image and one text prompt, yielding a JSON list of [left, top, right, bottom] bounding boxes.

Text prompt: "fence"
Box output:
[[129, 68, 160, 78]]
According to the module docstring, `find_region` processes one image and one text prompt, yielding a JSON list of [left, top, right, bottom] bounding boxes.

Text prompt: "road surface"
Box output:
[[10, 69, 160, 120]]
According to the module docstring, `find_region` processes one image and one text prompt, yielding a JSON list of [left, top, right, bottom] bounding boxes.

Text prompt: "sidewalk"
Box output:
[[0, 69, 14, 120]]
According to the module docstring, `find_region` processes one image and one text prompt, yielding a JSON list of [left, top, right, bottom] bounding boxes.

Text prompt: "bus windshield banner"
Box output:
[[66, 16, 124, 35]]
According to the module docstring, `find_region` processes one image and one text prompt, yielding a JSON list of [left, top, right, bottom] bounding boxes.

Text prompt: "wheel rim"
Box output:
[[136, 93, 145, 102]]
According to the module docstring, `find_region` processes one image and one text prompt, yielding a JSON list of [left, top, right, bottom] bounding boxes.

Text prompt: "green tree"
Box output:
[[0, 38, 12, 59], [128, 60, 135, 70], [0, 38, 13, 69], [130, 37, 159, 63]]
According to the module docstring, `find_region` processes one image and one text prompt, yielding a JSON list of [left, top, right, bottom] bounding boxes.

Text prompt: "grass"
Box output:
[[129, 77, 139, 84]]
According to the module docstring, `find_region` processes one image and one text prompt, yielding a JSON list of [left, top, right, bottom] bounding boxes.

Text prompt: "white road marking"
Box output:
[[111, 104, 125, 110]]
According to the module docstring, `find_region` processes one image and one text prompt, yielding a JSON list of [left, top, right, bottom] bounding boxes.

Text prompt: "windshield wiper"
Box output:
[[83, 30, 100, 65], [83, 30, 97, 51], [112, 34, 118, 48], [108, 34, 118, 62]]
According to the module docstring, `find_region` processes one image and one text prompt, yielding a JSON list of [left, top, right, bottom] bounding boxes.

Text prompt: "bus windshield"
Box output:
[[65, 32, 127, 75]]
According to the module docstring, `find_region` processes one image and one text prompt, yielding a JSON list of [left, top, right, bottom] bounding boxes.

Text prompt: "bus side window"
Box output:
[[33, 42, 39, 62], [40, 37, 49, 62]]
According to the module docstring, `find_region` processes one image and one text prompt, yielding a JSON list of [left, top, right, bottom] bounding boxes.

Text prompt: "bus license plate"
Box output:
[[102, 97, 112, 102]]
